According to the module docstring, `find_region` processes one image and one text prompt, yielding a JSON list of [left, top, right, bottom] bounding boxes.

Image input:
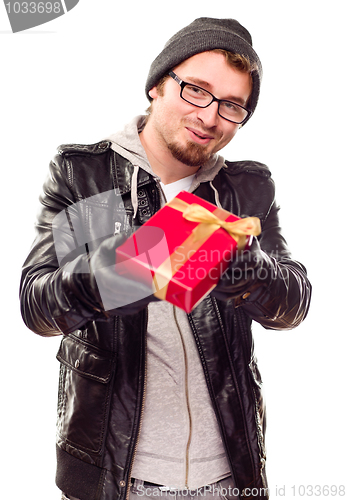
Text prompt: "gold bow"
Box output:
[[169, 198, 261, 251]]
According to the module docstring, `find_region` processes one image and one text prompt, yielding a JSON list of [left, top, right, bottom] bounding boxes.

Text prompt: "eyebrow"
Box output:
[[186, 76, 248, 107]]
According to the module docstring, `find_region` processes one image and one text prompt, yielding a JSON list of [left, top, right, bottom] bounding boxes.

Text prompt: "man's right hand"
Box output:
[[79, 233, 160, 316]]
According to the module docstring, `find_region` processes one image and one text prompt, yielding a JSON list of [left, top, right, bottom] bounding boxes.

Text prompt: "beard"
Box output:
[[150, 106, 222, 167], [167, 139, 214, 167]]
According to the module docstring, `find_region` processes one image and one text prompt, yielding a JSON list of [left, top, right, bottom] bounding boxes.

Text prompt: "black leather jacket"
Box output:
[[20, 141, 311, 500]]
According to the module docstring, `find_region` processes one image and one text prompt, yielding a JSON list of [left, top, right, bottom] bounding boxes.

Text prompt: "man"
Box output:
[[20, 18, 311, 500]]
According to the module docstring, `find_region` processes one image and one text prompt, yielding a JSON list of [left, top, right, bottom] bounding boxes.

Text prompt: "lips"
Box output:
[[186, 127, 214, 145]]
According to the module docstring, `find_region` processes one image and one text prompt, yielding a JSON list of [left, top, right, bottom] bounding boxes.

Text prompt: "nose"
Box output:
[[196, 101, 219, 128]]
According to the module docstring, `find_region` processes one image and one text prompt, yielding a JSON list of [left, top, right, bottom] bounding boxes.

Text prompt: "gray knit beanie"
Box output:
[[145, 17, 262, 124]]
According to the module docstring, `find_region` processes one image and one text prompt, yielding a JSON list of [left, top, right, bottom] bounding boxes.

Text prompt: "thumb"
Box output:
[[91, 232, 132, 269]]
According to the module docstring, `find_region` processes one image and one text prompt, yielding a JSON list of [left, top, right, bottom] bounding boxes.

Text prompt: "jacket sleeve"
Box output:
[[19, 153, 106, 337], [237, 198, 312, 330]]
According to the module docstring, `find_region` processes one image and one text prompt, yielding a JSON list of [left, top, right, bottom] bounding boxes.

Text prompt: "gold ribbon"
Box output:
[[153, 197, 261, 303], [169, 198, 261, 250]]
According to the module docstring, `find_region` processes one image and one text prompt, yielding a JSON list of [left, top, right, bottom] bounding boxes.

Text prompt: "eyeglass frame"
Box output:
[[168, 71, 252, 125]]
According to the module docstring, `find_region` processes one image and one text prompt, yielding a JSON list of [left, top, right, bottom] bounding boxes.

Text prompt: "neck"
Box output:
[[139, 121, 200, 185]]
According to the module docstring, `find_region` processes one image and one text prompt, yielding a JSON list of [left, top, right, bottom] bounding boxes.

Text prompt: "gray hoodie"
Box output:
[[106, 117, 231, 489]]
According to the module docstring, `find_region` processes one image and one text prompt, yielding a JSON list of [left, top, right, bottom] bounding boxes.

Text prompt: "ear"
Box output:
[[148, 86, 159, 99]]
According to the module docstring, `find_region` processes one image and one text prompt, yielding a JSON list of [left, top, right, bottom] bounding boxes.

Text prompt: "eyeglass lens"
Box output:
[[182, 84, 248, 124]]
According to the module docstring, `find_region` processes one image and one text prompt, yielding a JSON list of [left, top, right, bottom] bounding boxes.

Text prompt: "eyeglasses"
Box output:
[[169, 71, 251, 125]]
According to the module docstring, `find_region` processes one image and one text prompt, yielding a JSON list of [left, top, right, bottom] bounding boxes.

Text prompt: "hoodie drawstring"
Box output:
[[209, 181, 222, 208], [131, 165, 140, 219]]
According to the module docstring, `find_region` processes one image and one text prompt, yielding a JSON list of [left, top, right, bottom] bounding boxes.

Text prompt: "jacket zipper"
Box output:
[[125, 316, 148, 500], [173, 305, 192, 488], [187, 302, 257, 488], [235, 308, 266, 495], [125, 183, 161, 499], [252, 387, 268, 497]]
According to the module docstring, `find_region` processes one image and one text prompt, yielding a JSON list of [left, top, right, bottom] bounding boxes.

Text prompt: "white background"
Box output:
[[1, 1, 346, 498]]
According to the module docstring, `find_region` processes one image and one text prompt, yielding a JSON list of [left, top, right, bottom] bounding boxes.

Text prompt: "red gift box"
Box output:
[[115, 191, 260, 313]]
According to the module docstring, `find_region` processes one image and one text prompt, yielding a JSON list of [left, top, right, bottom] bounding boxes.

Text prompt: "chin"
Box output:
[[168, 141, 214, 167]]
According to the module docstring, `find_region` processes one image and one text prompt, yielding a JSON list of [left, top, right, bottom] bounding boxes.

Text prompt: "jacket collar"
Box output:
[[114, 154, 155, 196]]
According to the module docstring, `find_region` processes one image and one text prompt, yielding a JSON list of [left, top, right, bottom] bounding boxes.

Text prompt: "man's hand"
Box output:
[[211, 238, 274, 300], [80, 233, 159, 315]]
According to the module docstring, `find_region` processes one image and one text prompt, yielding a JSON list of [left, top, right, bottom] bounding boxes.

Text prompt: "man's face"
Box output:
[[148, 51, 252, 167]]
